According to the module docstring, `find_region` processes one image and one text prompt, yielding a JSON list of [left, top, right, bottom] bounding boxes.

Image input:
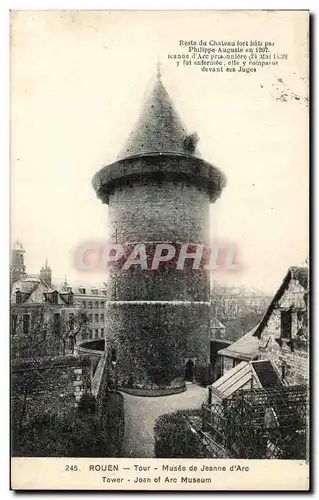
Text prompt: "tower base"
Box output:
[[120, 385, 186, 397]]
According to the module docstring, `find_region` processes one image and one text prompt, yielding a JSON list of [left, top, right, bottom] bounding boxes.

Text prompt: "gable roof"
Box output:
[[209, 360, 282, 401], [253, 266, 308, 339], [10, 277, 53, 304], [210, 361, 255, 400], [218, 324, 260, 361]]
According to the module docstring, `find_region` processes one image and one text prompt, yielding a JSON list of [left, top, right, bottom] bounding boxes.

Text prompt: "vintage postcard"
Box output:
[[10, 10, 309, 491]]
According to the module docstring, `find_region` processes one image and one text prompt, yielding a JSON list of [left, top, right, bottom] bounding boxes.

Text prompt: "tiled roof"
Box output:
[[290, 266, 308, 291], [118, 75, 197, 160]]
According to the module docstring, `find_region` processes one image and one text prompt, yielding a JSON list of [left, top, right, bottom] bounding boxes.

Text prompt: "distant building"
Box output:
[[56, 280, 107, 343], [211, 282, 271, 320], [10, 272, 68, 358], [10, 252, 107, 358], [10, 240, 27, 286]]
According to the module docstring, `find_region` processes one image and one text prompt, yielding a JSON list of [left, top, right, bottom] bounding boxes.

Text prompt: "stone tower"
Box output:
[[40, 259, 52, 286], [92, 72, 225, 396], [10, 240, 27, 286]]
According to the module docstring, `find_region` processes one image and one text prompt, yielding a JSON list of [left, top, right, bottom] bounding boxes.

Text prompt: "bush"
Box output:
[[12, 392, 124, 457], [154, 410, 208, 458]]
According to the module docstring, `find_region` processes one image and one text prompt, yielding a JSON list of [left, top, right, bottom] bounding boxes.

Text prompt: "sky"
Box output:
[[10, 10, 308, 295]]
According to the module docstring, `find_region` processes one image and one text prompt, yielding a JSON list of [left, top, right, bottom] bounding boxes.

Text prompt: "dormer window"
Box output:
[[79, 287, 86, 295], [92, 288, 98, 295], [16, 289, 22, 304], [52, 291, 58, 305]]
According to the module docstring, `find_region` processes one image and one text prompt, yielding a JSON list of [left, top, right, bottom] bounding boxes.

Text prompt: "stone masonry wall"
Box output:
[[106, 301, 212, 394], [105, 175, 213, 394], [11, 356, 92, 421], [108, 179, 210, 244], [259, 278, 308, 385]]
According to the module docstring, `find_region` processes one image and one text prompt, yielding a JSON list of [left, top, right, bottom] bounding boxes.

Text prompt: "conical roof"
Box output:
[[118, 75, 198, 160]]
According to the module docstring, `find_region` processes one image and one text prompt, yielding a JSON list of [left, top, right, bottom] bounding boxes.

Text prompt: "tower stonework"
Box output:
[[92, 75, 225, 396]]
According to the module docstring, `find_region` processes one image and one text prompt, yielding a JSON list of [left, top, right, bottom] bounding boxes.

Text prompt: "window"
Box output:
[[53, 313, 61, 333], [95, 313, 99, 323], [52, 291, 58, 305], [95, 301, 99, 309], [88, 301, 93, 309], [16, 290, 22, 305], [281, 364, 286, 380], [100, 314, 105, 322], [82, 301, 86, 309], [79, 287, 86, 295], [92, 288, 98, 295], [23, 314, 30, 335], [94, 329, 99, 338], [101, 301, 105, 308], [101, 328, 104, 337], [11, 314, 18, 335], [88, 314, 93, 323], [111, 348, 117, 363], [280, 310, 292, 339]]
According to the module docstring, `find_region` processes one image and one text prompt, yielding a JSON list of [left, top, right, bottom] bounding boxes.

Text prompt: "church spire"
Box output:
[[156, 59, 162, 80]]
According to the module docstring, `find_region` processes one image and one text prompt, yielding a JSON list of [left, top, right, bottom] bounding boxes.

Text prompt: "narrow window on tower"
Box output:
[[111, 348, 117, 363]]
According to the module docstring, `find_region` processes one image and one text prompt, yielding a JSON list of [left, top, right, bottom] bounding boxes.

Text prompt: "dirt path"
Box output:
[[120, 384, 207, 458]]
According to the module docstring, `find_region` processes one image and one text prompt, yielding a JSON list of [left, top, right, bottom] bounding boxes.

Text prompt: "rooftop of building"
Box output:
[[218, 324, 260, 361], [253, 266, 308, 339], [209, 359, 282, 401]]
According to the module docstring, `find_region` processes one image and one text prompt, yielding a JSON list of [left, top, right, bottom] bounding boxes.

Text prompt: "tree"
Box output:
[[11, 304, 88, 359]]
